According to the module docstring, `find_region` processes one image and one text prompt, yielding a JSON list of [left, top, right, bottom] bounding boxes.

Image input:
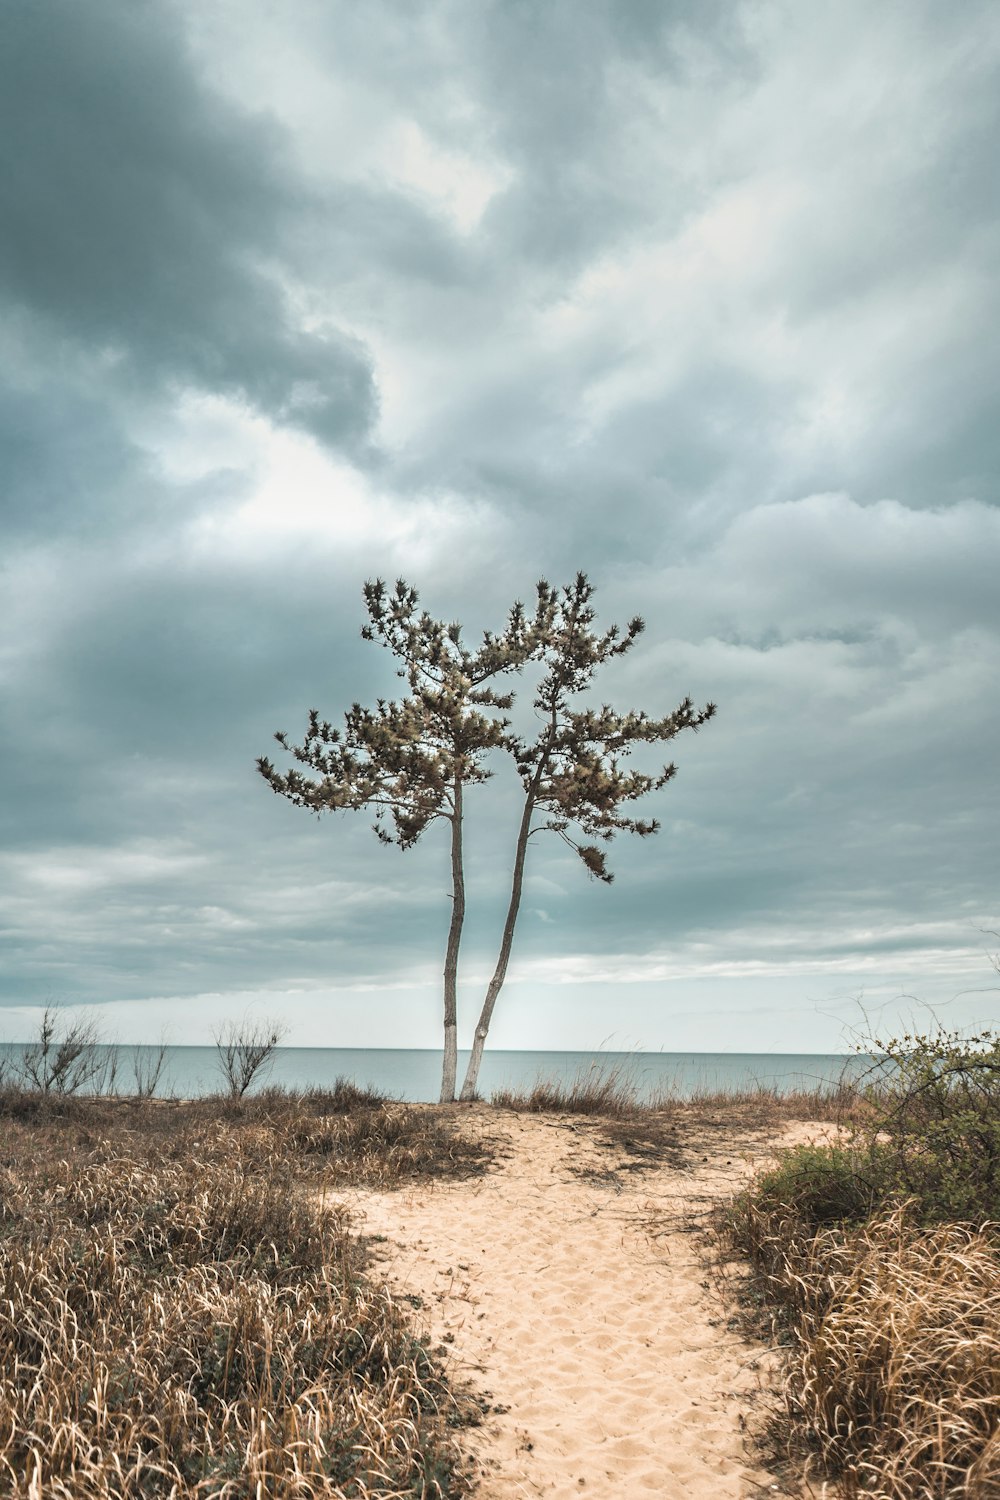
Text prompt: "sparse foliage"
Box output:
[[260, 573, 716, 1104], [213, 1017, 287, 1098], [15, 1008, 109, 1095], [259, 577, 555, 1101], [130, 1040, 169, 1099], [460, 573, 716, 1098]]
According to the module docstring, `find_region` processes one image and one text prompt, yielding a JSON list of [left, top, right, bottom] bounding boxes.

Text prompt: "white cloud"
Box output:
[[3, 842, 206, 896], [133, 390, 511, 568], [377, 119, 512, 234]]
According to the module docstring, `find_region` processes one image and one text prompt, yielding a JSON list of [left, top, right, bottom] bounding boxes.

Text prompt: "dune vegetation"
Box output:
[[2, 1030, 997, 1497], [0, 1085, 491, 1498], [726, 1028, 1000, 1498]]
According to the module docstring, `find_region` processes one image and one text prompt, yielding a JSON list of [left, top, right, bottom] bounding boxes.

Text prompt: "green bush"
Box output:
[[733, 1028, 1000, 1252], [861, 1027, 1000, 1226], [741, 1143, 877, 1232]]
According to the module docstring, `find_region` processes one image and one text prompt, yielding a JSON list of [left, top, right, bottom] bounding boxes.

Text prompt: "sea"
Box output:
[[0, 1044, 865, 1103]]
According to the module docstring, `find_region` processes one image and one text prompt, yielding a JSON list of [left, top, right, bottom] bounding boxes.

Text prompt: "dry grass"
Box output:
[[0, 1089, 488, 1497], [0, 1082, 494, 1189], [683, 1078, 871, 1127], [492, 1058, 647, 1118], [492, 1060, 865, 1127], [731, 1199, 1000, 1498]]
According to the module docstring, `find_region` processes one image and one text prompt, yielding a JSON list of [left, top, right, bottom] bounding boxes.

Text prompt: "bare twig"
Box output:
[[213, 1017, 287, 1098], [16, 1008, 107, 1094]]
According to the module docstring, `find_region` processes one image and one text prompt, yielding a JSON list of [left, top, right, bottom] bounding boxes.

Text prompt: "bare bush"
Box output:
[[213, 1016, 286, 1098], [130, 1041, 169, 1099], [15, 1008, 109, 1094]]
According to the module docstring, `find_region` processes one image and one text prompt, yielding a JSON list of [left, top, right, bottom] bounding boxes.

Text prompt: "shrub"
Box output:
[[14, 1007, 111, 1094], [212, 1015, 287, 1097], [727, 1025, 1000, 1497], [860, 1027, 1000, 1226], [731, 1143, 877, 1252]]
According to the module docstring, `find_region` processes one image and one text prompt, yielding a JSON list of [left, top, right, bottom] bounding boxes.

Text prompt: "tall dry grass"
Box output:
[[492, 1058, 646, 1117], [0, 1090, 484, 1497], [733, 1199, 1000, 1498], [492, 1059, 865, 1128]]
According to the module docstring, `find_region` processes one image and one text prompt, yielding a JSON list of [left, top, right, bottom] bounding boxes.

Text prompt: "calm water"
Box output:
[[0, 1043, 863, 1103]]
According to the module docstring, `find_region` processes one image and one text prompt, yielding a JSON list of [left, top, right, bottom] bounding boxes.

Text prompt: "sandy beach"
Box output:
[[333, 1107, 827, 1499]]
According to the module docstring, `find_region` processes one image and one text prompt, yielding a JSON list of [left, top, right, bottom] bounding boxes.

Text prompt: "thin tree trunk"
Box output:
[[459, 793, 535, 1101], [440, 778, 464, 1103]]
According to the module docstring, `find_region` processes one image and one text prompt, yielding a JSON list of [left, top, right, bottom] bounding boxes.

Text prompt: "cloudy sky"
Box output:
[[2, 0, 997, 1055]]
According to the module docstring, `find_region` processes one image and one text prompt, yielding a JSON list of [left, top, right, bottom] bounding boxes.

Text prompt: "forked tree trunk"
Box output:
[[459, 794, 535, 1101], [440, 779, 465, 1102]]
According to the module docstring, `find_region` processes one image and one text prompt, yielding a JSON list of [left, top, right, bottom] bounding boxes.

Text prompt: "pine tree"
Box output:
[[459, 573, 716, 1100], [257, 578, 554, 1101]]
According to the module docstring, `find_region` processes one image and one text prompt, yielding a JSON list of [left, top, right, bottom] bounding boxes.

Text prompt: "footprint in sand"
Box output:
[[338, 1108, 802, 1499]]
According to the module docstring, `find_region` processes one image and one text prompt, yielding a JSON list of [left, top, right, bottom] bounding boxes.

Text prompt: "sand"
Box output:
[[332, 1107, 827, 1499]]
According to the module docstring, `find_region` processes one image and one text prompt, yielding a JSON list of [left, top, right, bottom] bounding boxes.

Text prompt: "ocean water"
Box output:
[[0, 1043, 863, 1103]]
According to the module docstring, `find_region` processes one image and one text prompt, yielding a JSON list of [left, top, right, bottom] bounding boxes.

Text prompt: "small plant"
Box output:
[[15, 1007, 108, 1095], [213, 1016, 286, 1098], [302, 1076, 391, 1110], [130, 1040, 169, 1099]]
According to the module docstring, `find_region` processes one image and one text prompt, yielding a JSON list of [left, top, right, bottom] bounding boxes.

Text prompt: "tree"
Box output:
[[257, 579, 554, 1102], [459, 573, 716, 1100]]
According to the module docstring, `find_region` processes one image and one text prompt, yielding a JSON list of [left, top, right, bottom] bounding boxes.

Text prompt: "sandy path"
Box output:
[[333, 1108, 802, 1499]]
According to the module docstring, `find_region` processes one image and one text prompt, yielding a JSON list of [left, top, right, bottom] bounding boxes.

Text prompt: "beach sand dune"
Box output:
[[334, 1107, 812, 1498]]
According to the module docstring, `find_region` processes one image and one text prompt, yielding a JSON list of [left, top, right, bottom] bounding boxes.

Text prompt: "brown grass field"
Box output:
[[0, 1087, 492, 1498], [0, 1042, 996, 1498]]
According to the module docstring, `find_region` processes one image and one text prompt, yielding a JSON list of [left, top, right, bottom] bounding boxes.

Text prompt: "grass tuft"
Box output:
[[731, 1200, 1000, 1497], [492, 1059, 647, 1118]]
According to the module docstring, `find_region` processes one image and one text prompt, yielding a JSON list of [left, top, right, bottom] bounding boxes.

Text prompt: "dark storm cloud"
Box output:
[[0, 527, 451, 1006], [1, 0, 998, 1046], [445, 0, 756, 268], [0, 2, 376, 451], [359, 0, 1000, 531], [0, 381, 132, 540]]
